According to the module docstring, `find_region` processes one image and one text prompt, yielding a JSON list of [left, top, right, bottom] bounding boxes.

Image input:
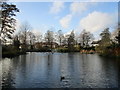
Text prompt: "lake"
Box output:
[[0, 52, 120, 88]]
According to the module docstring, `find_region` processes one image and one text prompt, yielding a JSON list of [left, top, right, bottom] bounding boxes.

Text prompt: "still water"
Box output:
[[0, 52, 119, 88]]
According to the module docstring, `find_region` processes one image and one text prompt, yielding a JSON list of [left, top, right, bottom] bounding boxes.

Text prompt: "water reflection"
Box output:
[[1, 52, 119, 88], [0, 60, 2, 89]]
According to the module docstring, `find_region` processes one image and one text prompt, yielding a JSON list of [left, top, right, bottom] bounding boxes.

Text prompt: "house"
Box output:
[[91, 40, 100, 46]]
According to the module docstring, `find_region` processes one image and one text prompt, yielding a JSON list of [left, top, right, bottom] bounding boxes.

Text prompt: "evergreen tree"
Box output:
[[1, 2, 19, 44], [100, 28, 111, 47], [115, 28, 120, 45]]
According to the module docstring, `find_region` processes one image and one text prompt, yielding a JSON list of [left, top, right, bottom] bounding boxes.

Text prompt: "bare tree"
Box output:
[[62, 34, 69, 47], [28, 31, 36, 49], [57, 30, 64, 47], [35, 32, 42, 43], [18, 22, 32, 50], [44, 30, 54, 49], [79, 30, 94, 48], [67, 30, 75, 51]]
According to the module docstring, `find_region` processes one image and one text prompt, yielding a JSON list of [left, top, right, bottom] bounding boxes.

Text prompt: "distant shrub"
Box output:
[[2, 45, 26, 58]]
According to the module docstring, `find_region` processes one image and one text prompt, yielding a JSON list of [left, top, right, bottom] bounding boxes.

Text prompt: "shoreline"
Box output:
[[2, 50, 120, 58]]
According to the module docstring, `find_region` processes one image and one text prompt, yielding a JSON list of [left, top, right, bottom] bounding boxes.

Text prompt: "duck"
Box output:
[[60, 76, 65, 81]]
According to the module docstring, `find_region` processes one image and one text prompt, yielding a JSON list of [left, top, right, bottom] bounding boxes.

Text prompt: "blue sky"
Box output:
[[12, 2, 118, 39]]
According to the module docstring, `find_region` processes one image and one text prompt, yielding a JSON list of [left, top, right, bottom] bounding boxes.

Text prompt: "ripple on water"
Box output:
[[1, 53, 119, 88]]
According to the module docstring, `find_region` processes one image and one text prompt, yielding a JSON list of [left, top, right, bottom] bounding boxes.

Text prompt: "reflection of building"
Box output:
[[34, 42, 58, 49]]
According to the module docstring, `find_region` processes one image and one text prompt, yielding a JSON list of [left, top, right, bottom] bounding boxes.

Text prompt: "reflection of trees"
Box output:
[[99, 57, 118, 87], [0, 61, 2, 89], [81, 54, 86, 86], [118, 60, 120, 87], [47, 53, 50, 66], [2, 57, 20, 88], [68, 53, 75, 75], [47, 53, 53, 66], [2, 54, 30, 88], [46, 53, 53, 84], [20, 55, 27, 78], [2, 71, 14, 88]]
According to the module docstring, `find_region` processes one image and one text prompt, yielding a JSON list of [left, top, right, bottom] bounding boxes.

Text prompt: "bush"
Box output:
[[98, 44, 120, 58], [2, 45, 26, 58], [57, 47, 80, 52], [27, 46, 51, 52], [57, 47, 68, 52]]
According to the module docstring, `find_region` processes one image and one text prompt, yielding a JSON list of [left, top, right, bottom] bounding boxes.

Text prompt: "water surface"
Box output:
[[1, 52, 119, 88]]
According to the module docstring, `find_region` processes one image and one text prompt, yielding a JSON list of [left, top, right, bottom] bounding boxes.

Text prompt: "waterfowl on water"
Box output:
[[60, 76, 65, 81]]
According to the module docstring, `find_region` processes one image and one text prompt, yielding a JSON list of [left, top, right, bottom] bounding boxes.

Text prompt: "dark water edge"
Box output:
[[2, 50, 120, 59], [3, 88, 117, 89], [1, 52, 120, 88], [2, 51, 27, 58]]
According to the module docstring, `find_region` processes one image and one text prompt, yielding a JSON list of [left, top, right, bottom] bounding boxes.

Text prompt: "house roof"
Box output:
[[91, 40, 101, 44]]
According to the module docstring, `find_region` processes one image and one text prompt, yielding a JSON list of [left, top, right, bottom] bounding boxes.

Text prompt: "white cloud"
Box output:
[[59, 2, 97, 29], [59, 14, 72, 29], [50, 2, 64, 14], [59, 2, 97, 28], [70, 2, 88, 15], [79, 11, 117, 33], [70, 2, 97, 15]]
